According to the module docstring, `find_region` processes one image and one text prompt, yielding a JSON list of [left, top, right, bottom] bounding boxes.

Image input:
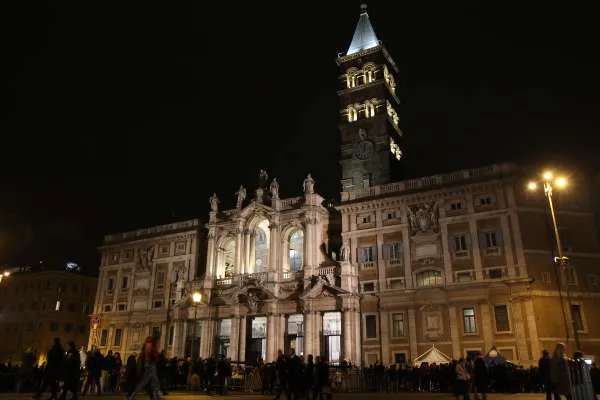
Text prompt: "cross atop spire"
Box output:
[[346, 3, 380, 56]]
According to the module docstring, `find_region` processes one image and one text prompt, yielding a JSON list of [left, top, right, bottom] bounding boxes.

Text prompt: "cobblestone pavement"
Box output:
[[0, 392, 547, 400]]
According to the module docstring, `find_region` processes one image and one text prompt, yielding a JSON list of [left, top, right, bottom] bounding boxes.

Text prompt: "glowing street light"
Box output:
[[527, 169, 579, 350], [192, 291, 203, 304]]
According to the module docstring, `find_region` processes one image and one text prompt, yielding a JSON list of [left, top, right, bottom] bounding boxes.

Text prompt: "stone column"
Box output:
[[350, 236, 357, 268], [448, 305, 461, 359], [239, 316, 247, 362], [376, 233, 386, 290], [249, 232, 256, 273], [304, 309, 313, 358], [171, 320, 179, 357], [512, 300, 530, 362], [480, 303, 493, 351], [267, 313, 277, 361], [243, 230, 251, 274], [440, 222, 453, 283], [523, 299, 541, 360], [408, 308, 418, 362], [468, 219, 483, 280], [199, 319, 211, 359], [160, 322, 167, 350], [343, 309, 352, 362], [121, 327, 129, 355], [235, 227, 243, 274], [278, 314, 286, 355], [269, 221, 280, 274], [230, 316, 240, 361], [380, 310, 390, 364], [313, 312, 322, 358], [506, 186, 527, 276], [206, 228, 217, 278], [500, 215, 516, 277], [402, 226, 413, 288]]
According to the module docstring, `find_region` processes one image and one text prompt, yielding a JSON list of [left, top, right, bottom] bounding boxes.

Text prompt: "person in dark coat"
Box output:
[[33, 337, 65, 400], [473, 352, 488, 400], [539, 350, 557, 400], [125, 354, 138, 398], [58, 341, 81, 400]]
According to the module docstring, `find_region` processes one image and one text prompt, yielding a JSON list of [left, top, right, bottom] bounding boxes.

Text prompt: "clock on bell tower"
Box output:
[[337, 3, 403, 192]]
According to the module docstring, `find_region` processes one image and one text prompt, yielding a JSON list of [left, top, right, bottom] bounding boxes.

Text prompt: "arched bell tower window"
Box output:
[[364, 101, 376, 118], [363, 63, 375, 83], [288, 230, 304, 272], [346, 68, 358, 89], [386, 101, 399, 126], [347, 105, 358, 122]]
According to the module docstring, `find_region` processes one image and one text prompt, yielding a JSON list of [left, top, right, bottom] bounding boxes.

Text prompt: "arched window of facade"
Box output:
[[254, 228, 269, 272], [346, 68, 358, 88], [415, 270, 443, 287], [347, 105, 358, 122], [216, 238, 235, 278], [386, 101, 399, 126], [363, 64, 375, 83], [364, 101, 376, 118], [288, 230, 304, 272]]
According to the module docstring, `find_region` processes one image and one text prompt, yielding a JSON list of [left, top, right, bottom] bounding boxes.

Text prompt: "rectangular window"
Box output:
[[571, 305, 584, 332], [565, 267, 577, 285], [478, 196, 493, 206], [365, 315, 377, 339], [113, 328, 123, 346], [391, 313, 404, 337], [50, 321, 59, 332], [494, 305, 510, 332], [358, 247, 376, 263], [168, 325, 175, 346], [153, 300, 163, 309], [117, 303, 127, 312], [384, 242, 403, 263], [484, 231, 498, 248], [450, 201, 463, 211], [453, 234, 469, 257], [541, 271, 552, 284], [100, 329, 108, 346], [121, 276, 129, 290], [463, 308, 476, 334], [152, 326, 161, 340], [107, 278, 114, 294], [155, 271, 165, 289], [103, 304, 112, 312], [362, 282, 375, 293]]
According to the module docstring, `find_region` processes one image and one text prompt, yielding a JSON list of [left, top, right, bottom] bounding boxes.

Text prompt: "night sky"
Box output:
[[1, 1, 598, 271]]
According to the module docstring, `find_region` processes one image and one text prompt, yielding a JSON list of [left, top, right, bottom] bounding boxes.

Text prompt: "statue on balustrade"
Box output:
[[259, 169, 269, 188], [270, 178, 279, 199], [235, 185, 246, 209], [209, 193, 220, 212], [303, 173, 315, 194]]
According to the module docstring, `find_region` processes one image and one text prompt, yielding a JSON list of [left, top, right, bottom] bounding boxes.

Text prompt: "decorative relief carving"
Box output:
[[420, 304, 444, 340], [133, 287, 149, 297], [134, 246, 154, 272], [408, 201, 440, 236]]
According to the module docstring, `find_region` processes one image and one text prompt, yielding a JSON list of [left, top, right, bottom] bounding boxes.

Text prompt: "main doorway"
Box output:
[[286, 314, 304, 356], [245, 316, 266, 365], [322, 312, 341, 365]]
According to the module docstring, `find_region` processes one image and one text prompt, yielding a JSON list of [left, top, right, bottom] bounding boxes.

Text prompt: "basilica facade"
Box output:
[[90, 5, 600, 366]]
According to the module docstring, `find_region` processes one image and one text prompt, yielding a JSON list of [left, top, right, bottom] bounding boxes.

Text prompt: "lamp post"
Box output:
[[528, 170, 581, 351], [0, 270, 10, 284], [191, 291, 203, 360]]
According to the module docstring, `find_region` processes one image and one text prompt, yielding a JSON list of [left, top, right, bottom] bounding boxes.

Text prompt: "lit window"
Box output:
[[386, 101, 399, 126], [347, 106, 358, 122], [346, 68, 358, 88], [389, 137, 402, 160], [415, 270, 443, 287], [364, 101, 376, 118], [392, 313, 404, 337], [363, 64, 375, 83], [463, 308, 476, 334], [494, 305, 510, 332], [384, 65, 396, 92], [288, 230, 304, 272]]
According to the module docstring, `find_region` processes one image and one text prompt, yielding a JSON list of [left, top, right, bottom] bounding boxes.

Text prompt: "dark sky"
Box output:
[[1, 1, 598, 270]]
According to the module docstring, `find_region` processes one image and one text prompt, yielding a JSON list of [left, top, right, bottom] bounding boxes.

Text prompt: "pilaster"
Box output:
[[402, 226, 412, 288], [380, 310, 390, 364], [500, 215, 516, 276], [523, 299, 541, 360], [230, 316, 241, 361], [440, 222, 453, 283], [512, 300, 530, 362], [468, 218, 483, 280], [408, 308, 418, 361], [267, 313, 277, 361], [376, 233, 386, 290], [343, 309, 352, 362], [448, 305, 461, 359], [480, 303, 493, 351], [239, 316, 247, 362]]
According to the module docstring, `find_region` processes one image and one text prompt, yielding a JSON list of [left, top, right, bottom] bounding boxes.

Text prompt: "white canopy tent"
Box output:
[[414, 344, 452, 366]]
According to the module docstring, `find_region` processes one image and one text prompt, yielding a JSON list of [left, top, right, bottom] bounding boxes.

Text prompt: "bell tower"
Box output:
[[337, 4, 403, 192]]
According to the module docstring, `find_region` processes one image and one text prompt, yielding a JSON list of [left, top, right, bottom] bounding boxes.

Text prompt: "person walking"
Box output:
[[128, 337, 161, 400]]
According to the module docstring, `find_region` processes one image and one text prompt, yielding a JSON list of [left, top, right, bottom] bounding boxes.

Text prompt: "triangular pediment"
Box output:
[[239, 201, 273, 219], [301, 276, 350, 299]]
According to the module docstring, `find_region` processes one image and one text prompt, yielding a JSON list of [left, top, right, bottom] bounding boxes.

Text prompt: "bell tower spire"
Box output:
[[337, 4, 404, 193]]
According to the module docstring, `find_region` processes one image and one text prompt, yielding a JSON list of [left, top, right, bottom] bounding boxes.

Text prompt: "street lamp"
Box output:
[[191, 291, 203, 360], [527, 170, 580, 350], [0, 271, 10, 284]]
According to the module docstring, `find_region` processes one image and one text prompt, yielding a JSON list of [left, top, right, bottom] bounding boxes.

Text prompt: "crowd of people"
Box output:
[[0, 339, 598, 400]]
